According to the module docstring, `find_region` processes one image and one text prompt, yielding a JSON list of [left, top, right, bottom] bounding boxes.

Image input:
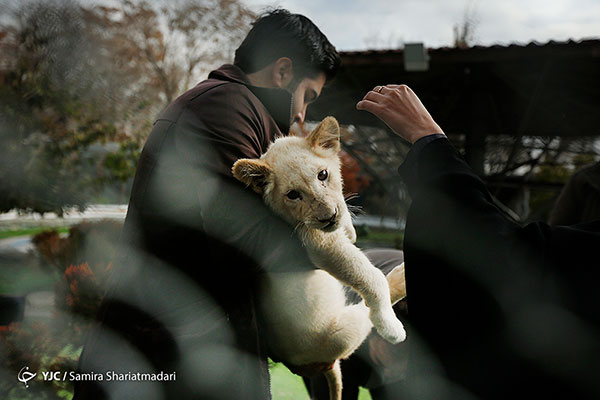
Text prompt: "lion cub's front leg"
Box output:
[[339, 202, 357, 244], [303, 229, 406, 344]]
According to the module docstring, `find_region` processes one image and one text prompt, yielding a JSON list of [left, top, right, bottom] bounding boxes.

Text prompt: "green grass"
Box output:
[[0, 226, 69, 239], [0, 263, 57, 295], [356, 227, 403, 249], [0, 228, 65, 294], [270, 361, 310, 399], [361, 229, 402, 243], [269, 361, 372, 400]]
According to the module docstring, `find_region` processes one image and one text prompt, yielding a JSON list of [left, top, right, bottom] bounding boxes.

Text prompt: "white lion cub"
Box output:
[[232, 117, 406, 399]]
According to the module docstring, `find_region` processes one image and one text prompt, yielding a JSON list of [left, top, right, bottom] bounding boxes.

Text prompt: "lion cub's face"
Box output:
[[233, 117, 346, 232]]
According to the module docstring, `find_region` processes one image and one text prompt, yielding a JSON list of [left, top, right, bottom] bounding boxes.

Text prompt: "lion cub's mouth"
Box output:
[[323, 220, 337, 230], [317, 209, 339, 232], [320, 217, 339, 232]]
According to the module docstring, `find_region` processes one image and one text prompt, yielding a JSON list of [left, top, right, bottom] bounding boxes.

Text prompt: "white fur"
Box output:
[[232, 117, 406, 398]]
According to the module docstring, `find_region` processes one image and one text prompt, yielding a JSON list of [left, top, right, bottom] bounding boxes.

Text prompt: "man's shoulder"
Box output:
[[183, 78, 257, 107], [159, 79, 261, 123]]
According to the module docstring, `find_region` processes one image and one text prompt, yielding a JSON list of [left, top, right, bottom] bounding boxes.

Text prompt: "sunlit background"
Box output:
[[242, 0, 600, 50]]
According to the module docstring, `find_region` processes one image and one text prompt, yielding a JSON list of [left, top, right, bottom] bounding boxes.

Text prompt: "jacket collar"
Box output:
[[209, 64, 292, 134]]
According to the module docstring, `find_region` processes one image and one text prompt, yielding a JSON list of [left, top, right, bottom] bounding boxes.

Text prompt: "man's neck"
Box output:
[[232, 65, 294, 134], [246, 67, 281, 89]]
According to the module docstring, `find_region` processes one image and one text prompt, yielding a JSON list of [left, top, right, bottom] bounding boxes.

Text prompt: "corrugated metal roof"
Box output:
[[340, 38, 600, 55], [338, 38, 600, 67]]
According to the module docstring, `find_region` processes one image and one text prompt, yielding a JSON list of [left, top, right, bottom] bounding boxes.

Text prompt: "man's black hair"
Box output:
[[234, 9, 341, 82]]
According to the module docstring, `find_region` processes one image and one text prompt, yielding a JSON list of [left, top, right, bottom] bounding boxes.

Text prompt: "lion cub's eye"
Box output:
[[286, 190, 301, 200], [317, 170, 328, 181]]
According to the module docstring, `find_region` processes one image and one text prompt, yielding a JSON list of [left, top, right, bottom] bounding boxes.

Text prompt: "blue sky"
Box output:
[[241, 0, 600, 50]]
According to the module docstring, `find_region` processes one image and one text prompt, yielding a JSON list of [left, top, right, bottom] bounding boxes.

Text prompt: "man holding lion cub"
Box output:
[[76, 8, 407, 400]]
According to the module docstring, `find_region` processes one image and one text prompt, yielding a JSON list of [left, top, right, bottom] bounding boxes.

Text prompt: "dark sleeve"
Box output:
[[173, 83, 314, 274], [398, 137, 600, 399], [399, 137, 600, 342], [400, 137, 544, 336]]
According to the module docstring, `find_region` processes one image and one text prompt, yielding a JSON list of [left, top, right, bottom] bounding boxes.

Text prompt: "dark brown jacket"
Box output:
[[75, 65, 314, 400]]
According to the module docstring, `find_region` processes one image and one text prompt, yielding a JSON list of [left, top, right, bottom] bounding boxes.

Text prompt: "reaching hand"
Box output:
[[356, 84, 444, 144]]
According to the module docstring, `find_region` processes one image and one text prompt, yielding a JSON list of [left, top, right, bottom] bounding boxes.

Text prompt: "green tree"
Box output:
[[0, 0, 120, 214], [0, 0, 255, 214], [85, 0, 255, 106]]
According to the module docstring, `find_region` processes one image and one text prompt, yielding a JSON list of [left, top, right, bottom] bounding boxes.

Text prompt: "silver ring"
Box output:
[[376, 86, 383, 93]]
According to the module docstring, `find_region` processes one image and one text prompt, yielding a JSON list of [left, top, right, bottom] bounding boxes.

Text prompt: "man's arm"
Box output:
[[174, 83, 315, 274], [356, 82, 600, 329]]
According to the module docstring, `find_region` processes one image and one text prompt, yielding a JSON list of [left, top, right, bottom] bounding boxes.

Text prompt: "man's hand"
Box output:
[[356, 84, 444, 144]]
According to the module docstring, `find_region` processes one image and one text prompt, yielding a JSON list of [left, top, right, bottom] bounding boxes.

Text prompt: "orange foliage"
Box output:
[[340, 151, 372, 196]]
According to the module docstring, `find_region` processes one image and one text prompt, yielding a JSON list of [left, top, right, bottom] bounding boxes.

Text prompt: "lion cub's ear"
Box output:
[[307, 116, 340, 152], [232, 159, 271, 194]]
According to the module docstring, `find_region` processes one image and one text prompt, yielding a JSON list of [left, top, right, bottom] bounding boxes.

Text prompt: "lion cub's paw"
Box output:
[[345, 224, 357, 244], [371, 310, 407, 344]]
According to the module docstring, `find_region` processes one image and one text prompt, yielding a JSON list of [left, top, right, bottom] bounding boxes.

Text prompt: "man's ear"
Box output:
[[307, 116, 341, 152], [271, 57, 294, 88], [232, 159, 271, 194]]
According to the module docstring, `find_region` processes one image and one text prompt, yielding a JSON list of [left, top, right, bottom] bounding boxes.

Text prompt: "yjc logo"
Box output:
[[18, 366, 37, 388]]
